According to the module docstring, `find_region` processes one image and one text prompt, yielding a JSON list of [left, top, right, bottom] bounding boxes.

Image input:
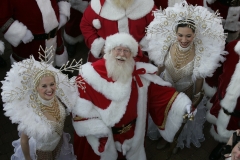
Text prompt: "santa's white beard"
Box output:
[[112, 0, 134, 9], [104, 53, 135, 83]]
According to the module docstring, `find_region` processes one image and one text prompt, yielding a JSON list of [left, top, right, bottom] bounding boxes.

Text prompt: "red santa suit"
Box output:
[[154, 0, 203, 9], [72, 59, 192, 160], [208, 39, 240, 143], [80, 0, 156, 62], [204, 0, 240, 42], [0, 0, 71, 66], [64, 0, 89, 45]]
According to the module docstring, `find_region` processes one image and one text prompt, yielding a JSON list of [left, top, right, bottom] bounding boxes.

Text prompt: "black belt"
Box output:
[[217, 0, 240, 6], [34, 27, 58, 40], [223, 108, 240, 117], [112, 119, 136, 134]]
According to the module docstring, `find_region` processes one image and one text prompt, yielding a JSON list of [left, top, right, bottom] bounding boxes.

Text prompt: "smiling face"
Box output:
[[36, 75, 56, 100], [176, 27, 195, 48], [112, 46, 132, 65]]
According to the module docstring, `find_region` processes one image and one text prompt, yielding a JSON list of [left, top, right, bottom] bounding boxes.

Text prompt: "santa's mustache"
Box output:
[[116, 56, 127, 61]]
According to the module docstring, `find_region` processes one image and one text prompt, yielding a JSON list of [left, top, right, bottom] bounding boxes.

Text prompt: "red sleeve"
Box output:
[[0, 0, 13, 33], [148, 82, 179, 130], [80, 6, 99, 49]]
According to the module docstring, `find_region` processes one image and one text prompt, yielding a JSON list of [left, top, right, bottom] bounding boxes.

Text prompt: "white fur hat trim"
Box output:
[[104, 33, 138, 57]]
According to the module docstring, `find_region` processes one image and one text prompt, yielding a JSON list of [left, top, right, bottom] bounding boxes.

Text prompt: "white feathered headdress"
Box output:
[[1, 46, 83, 141], [146, 1, 228, 81]]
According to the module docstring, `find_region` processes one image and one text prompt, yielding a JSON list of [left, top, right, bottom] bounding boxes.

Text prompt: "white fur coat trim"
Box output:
[[91, 0, 154, 20], [0, 41, 5, 55], [4, 20, 27, 47], [73, 97, 101, 119], [206, 99, 213, 110], [80, 62, 132, 101], [35, 0, 59, 33], [206, 109, 216, 124], [216, 109, 234, 140], [55, 46, 68, 67], [63, 30, 84, 45], [224, 7, 240, 31], [70, 0, 89, 13], [91, 37, 105, 58], [136, 62, 172, 87], [159, 92, 191, 142], [210, 125, 229, 143], [58, 1, 71, 19], [235, 41, 240, 55], [220, 61, 240, 112], [73, 118, 110, 138], [203, 80, 217, 98]]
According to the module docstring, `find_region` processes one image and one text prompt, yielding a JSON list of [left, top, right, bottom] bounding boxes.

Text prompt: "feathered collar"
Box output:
[[91, 0, 154, 20]]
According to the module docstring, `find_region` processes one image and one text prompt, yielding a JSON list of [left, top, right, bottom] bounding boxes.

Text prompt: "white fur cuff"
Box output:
[[63, 30, 84, 45], [203, 80, 217, 98], [58, 1, 71, 19], [73, 119, 109, 137], [55, 47, 68, 67], [4, 20, 27, 47], [90, 37, 105, 58], [234, 41, 240, 55], [159, 92, 191, 142]]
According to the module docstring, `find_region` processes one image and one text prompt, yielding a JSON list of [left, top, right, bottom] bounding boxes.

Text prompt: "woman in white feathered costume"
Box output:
[[1, 47, 80, 160], [145, 1, 227, 153]]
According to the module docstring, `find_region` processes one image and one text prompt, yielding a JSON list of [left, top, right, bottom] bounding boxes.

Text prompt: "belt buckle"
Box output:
[[118, 123, 132, 134], [47, 32, 51, 40]]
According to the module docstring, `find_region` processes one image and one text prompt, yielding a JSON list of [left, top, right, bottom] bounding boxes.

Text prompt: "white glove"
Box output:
[[58, 14, 68, 29], [185, 104, 197, 118], [22, 30, 34, 44]]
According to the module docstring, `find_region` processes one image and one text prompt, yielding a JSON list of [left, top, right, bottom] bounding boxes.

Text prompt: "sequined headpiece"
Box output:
[[2, 46, 84, 104], [176, 19, 196, 31]]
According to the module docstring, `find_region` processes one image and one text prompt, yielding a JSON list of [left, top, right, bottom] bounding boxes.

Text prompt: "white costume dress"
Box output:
[[146, 1, 227, 149]]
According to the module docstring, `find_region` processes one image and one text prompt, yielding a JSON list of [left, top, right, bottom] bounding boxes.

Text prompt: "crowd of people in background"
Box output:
[[0, 0, 240, 160]]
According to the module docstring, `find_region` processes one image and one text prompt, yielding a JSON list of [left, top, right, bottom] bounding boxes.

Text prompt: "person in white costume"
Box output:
[[1, 47, 81, 160], [146, 0, 227, 154]]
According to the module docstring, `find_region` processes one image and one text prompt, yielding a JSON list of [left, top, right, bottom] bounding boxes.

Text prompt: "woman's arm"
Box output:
[[192, 78, 204, 108], [20, 133, 32, 160]]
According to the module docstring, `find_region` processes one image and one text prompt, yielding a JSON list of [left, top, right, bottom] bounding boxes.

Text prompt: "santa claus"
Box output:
[[204, 0, 240, 43], [0, 0, 71, 67], [80, 0, 156, 63], [72, 33, 195, 160], [208, 39, 240, 160], [63, 0, 90, 57]]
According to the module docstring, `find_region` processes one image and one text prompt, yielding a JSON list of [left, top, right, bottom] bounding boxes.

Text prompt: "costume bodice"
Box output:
[[163, 51, 194, 93], [33, 98, 66, 151]]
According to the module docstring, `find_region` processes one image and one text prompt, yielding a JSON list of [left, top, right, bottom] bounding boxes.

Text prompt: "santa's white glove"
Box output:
[[58, 14, 68, 29], [22, 30, 34, 44]]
